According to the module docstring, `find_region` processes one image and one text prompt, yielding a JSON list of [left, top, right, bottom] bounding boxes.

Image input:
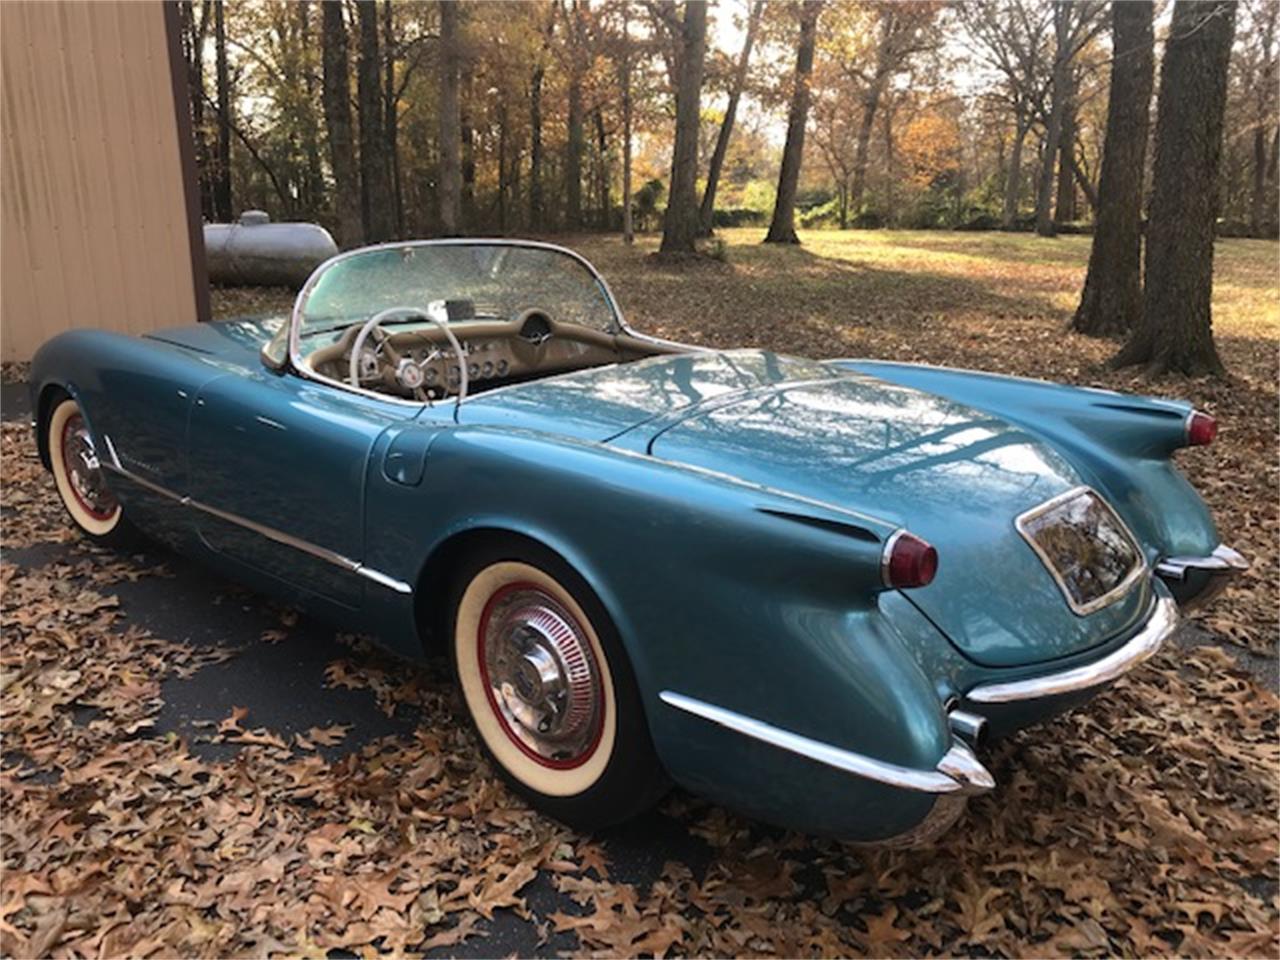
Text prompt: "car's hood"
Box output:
[[144, 317, 285, 370], [634, 355, 1152, 668]]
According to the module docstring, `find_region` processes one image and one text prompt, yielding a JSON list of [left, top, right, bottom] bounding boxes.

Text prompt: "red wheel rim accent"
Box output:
[[476, 581, 606, 771], [61, 412, 117, 522]]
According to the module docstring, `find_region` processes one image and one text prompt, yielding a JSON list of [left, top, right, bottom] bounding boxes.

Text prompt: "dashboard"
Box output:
[[302, 310, 654, 401]]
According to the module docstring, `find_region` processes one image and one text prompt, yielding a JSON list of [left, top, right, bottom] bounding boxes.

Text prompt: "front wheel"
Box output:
[[451, 544, 667, 830], [46, 396, 140, 548]]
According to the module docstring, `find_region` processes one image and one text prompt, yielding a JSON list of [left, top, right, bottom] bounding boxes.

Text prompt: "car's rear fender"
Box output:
[[361, 426, 965, 802], [837, 360, 1221, 560]]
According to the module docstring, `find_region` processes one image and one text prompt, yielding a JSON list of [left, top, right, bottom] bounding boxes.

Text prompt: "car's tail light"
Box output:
[[1186, 410, 1217, 446], [883, 531, 938, 589]]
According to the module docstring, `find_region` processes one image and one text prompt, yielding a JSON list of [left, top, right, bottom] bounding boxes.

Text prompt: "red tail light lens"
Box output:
[[1186, 411, 1217, 446], [883, 531, 938, 589]]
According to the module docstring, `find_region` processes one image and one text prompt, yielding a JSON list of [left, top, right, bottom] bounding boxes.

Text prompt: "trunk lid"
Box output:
[[641, 355, 1151, 667]]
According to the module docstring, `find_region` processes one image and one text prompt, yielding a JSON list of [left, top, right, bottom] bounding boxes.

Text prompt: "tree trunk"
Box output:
[[213, 0, 233, 221], [438, 0, 461, 236], [698, 0, 763, 235], [1252, 123, 1268, 234], [461, 75, 476, 228], [1114, 0, 1236, 375], [356, 0, 392, 241], [1055, 77, 1077, 222], [568, 1, 586, 235], [322, 0, 362, 247], [593, 107, 609, 228], [530, 63, 545, 231], [1071, 1, 1154, 337], [850, 81, 885, 214], [658, 0, 708, 255], [1035, 2, 1072, 237], [497, 104, 509, 232], [566, 20, 585, 231], [181, 1, 214, 221], [1002, 113, 1028, 229], [621, 4, 634, 243], [883, 98, 896, 223], [383, 0, 403, 237], [764, 1, 821, 244], [297, 3, 325, 217]]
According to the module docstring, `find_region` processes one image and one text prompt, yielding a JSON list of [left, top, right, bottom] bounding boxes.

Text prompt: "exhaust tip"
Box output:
[[948, 709, 987, 748]]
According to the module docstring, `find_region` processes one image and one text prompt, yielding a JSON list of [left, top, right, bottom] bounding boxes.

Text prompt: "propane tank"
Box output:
[[204, 210, 338, 287]]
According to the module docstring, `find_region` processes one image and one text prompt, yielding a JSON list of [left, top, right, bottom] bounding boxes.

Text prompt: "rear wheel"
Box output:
[[451, 543, 667, 829], [46, 396, 139, 548]]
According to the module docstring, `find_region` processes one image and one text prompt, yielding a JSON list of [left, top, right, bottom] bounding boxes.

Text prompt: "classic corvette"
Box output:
[[30, 239, 1247, 845]]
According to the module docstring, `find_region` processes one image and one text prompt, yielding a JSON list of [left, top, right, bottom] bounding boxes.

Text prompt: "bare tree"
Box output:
[[658, 0, 708, 256], [438, 0, 462, 236], [698, 0, 764, 235], [1242, 0, 1279, 234], [1034, 1, 1106, 236], [562, 0, 590, 230], [321, 0, 363, 248], [529, 3, 556, 231], [1114, 0, 1238, 375], [213, 0, 233, 221], [959, 0, 1053, 228], [356, 0, 393, 241], [179, 1, 214, 220], [765, 1, 822, 244], [382, 0, 403, 236], [1054, 64, 1078, 222], [620, 3, 635, 243], [1071, 1, 1154, 337], [837, 2, 939, 216]]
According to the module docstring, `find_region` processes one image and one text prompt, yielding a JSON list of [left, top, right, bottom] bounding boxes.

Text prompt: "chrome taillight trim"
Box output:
[[880, 528, 907, 588], [1014, 485, 1147, 617]]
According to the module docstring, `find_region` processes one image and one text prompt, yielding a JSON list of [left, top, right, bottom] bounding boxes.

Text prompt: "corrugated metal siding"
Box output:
[[1, 1, 198, 361]]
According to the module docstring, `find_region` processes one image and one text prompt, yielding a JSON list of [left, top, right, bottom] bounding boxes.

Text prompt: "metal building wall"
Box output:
[[1, 1, 206, 362]]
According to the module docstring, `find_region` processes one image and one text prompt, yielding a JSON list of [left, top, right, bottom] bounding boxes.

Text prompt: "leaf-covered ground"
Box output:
[[2, 229, 1276, 958]]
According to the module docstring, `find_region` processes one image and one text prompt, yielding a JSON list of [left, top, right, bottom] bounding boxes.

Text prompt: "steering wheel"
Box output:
[[347, 303, 470, 403]]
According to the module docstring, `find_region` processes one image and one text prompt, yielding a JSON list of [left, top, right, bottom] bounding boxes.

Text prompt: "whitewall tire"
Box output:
[[46, 396, 136, 547], [450, 543, 667, 829]]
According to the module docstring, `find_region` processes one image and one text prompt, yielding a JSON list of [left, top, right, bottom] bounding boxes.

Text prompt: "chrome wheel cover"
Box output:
[[60, 413, 117, 521], [479, 585, 604, 768]]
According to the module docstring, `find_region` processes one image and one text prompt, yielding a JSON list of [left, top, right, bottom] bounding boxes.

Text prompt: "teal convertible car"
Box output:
[[30, 240, 1246, 845]]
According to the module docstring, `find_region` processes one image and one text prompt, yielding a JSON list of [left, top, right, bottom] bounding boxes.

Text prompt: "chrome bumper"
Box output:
[[965, 590, 1178, 704], [659, 690, 995, 795], [1155, 544, 1248, 609]]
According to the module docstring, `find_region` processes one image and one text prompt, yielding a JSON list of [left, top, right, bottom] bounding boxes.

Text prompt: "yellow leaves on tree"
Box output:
[[898, 112, 962, 190]]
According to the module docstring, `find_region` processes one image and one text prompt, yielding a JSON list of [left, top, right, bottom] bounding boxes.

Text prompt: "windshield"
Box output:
[[293, 241, 620, 347]]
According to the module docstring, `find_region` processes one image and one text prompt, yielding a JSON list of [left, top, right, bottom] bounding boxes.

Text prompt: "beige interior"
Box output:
[[306, 313, 685, 401]]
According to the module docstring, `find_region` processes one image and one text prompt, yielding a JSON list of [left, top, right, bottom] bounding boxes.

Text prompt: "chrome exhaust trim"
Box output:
[[947, 709, 987, 748]]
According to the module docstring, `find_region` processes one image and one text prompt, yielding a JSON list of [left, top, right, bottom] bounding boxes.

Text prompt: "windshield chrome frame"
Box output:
[[286, 238, 648, 408]]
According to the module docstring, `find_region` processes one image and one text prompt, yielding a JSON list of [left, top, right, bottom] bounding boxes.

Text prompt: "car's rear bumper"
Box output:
[[1155, 544, 1248, 609], [964, 589, 1178, 704]]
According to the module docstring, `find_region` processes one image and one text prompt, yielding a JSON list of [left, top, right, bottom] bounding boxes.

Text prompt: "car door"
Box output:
[[186, 366, 419, 609]]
